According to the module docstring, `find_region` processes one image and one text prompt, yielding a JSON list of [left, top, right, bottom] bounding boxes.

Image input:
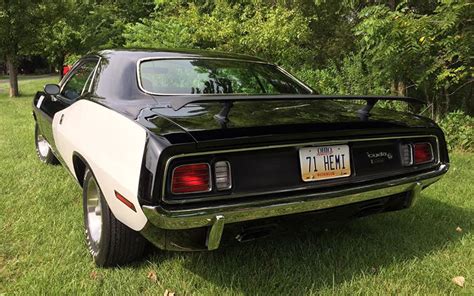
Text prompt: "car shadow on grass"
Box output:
[[147, 195, 472, 294]]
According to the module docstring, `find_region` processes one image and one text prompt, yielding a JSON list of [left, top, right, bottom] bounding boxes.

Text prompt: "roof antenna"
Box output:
[[357, 98, 378, 121], [214, 101, 234, 128]]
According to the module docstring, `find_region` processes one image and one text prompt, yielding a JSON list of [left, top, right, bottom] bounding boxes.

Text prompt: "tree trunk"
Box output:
[[390, 80, 398, 96], [388, 0, 397, 11], [435, 92, 442, 121], [397, 81, 406, 96], [467, 82, 473, 116], [58, 54, 65, 79], [2, 56, 7, 75], [444, 85, 450, 116], [432, 95, 436, 120], [422, 85, 433, 119], [6, 54, 19, 97]]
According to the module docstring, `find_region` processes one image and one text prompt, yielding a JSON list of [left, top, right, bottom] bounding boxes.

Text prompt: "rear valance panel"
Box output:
[[159, 135, 440, 205]]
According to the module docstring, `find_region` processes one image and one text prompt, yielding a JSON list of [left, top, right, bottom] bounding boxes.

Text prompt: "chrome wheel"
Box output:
[[82, 168, 147, 266], [35, 123, 59, 165], [86, 177, 102, 244], [36, 134, 50, 157]]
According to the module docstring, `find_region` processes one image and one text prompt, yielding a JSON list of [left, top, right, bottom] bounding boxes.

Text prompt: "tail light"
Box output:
[[400, 142, 434, 166], [171, 163, 211, 194], [215, 161, 232, 190], [400, 144, 413, 166], [413, 142, 433, 164]]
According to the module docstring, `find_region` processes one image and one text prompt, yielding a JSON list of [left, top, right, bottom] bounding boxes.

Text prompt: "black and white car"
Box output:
[[32, 49, 449, 266]]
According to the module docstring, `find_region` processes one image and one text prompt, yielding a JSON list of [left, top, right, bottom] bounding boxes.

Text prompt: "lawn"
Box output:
[[1, 77, 473, 295]]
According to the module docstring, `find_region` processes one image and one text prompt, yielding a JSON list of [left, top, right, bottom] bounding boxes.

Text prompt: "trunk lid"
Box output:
[[145, 100, 437, 146]]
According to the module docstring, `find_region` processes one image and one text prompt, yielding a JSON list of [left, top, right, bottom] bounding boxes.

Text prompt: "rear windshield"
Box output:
[[139, 59, 311, 95]]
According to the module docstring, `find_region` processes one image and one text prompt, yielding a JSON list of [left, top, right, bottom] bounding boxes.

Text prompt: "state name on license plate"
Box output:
[[299, 144, 351, 182]]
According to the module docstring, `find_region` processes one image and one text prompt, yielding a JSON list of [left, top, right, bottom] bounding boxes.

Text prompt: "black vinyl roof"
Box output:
[[95, 48, 266, 63], [87, 48, 270, 117]]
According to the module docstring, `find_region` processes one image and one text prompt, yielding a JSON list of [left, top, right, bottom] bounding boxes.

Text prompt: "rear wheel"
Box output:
[[83, 168, 146, 267], [35, 123, 58, 164]]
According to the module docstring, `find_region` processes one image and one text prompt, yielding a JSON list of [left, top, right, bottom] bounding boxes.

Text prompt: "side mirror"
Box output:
[[44, 84, 60, 95]]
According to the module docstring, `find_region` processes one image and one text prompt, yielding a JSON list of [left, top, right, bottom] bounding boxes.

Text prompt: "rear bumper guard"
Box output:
[[142, 163, 448, 250]]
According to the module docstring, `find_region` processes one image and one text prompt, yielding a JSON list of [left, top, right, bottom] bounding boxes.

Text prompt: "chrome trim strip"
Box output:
[[275, 65, 314, 93], [58, 59, 83, 86], [162, 134, 441, 204], [135, 57, 313, 96], [144, 163, 448, 230], [59, 57, 100, 93], [87, 56, 102, 94], [57, 57, 101, 103]]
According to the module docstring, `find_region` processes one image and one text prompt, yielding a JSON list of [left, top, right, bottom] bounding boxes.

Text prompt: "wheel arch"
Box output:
[[72, 152, 88, 187]]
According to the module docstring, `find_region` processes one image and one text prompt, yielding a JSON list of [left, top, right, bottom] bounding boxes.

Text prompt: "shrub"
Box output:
[[294, 54, 390, 96], [439, 111, 474, 152]]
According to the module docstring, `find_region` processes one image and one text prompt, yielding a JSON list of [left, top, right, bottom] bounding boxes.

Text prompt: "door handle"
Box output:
[[59, 114, 64, 125]]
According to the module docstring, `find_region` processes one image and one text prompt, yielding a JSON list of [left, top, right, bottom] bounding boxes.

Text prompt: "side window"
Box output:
[[61, 60, 98, 101]]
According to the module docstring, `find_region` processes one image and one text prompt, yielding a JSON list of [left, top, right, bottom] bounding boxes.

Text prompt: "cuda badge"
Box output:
[[367, 151, 393, 164]]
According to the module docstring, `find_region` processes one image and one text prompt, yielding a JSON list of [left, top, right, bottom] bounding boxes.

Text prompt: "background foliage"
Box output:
[[439, 110, 474, 151], [1, 0, 472, 149]]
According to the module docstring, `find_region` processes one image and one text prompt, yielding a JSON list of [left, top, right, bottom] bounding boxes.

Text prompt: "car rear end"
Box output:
[[134, 55, 449, 251], [138, 120, 449, 251]]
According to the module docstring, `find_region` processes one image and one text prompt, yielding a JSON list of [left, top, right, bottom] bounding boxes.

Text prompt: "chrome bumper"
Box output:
[[142, 164, 448, 250]]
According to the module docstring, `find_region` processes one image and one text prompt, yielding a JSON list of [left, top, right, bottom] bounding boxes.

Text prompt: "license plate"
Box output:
[[299, 144, 351, 182]]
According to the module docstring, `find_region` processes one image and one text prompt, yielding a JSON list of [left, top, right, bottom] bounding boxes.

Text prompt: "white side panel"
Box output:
[[52, 100, 148, 231]]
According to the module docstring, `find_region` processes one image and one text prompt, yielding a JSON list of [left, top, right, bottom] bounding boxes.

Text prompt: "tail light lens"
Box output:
[[400, 144, 413, 166], [171, 163, 211, 194], [413, 142, 433, 164], [215, 161, 232, 190]]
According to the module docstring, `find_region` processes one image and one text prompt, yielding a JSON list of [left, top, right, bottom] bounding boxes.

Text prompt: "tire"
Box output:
[[82, 168, 146, 267], [35, 123, 59, 165]]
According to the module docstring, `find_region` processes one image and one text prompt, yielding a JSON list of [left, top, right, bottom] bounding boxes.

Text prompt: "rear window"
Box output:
[[138, 59, 311, 95]]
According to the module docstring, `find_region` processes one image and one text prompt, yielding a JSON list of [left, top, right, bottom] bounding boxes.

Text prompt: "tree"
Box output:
[[354, 1, 473, 118], [0, 0, 43, 96], [38, 1, 154, 78], [124, 1, 315, 70], [1, 0, 154, 95]]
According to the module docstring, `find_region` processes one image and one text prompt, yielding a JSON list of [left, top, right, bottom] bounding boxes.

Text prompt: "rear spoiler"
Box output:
[[167, 94, 425, 126], [169, 94, 424, 111]]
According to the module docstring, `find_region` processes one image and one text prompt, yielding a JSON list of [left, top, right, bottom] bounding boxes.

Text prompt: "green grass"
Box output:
[[0, 74, 57, 80], [1, 77, 473, 295], [0, 74, 60, 93]]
